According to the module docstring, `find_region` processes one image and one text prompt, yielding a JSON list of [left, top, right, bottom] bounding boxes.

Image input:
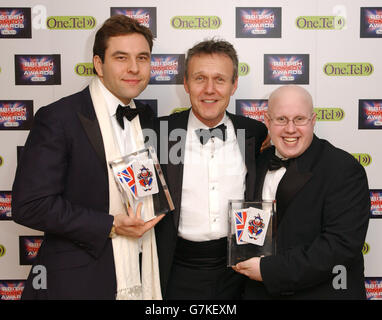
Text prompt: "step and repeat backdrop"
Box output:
[[0, 0, 381, 300]]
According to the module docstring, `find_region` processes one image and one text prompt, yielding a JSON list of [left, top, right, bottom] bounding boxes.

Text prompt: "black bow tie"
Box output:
[[116, 104, 144, 129], [195, 123, 227, 145], [269, 154, 290, 171]]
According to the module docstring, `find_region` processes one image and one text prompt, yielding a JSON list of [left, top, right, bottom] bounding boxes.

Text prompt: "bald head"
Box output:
[[268, 85, 313, 115], [265, 85, 316, 159]]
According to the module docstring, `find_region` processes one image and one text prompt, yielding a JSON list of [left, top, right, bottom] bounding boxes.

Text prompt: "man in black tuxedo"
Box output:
[[12, 15, 163, 299], [234, 85, 370, 299], [155, 39, 269, 299]]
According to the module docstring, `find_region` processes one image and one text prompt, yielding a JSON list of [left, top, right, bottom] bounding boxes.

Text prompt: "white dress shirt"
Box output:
[[97, 78, 144, 156], [262, 149, 288, 201], [178, 110, 247, 242]]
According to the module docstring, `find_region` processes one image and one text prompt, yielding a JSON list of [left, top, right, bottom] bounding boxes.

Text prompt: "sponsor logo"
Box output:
[[236, 99, 268, 122], [75, 62, 95, 76], [171, 16, 221, 29], [365, 278, 382, 300], [171, 107, 189, 114], [0, 100, 33, 130], [363, 242, 370, 255], [150, 54, 185, 85], [296, 16, 345, 30], [46, 16, 96, 30], [360, 7, 382, 38], [15, 54, 61, 85], [351, 153, 372, 167], [323, 62, 373, 76], [314, 108, 345, 121], [264, 54, 309, 84], [111, 7, 157, 37], [0, 244, 5, 257], [238, 62, 250, 76], [359, 100, 382, 129], [0, 7, 31, 38], [370, 190, 382, 218], [0, 280, 25, 300], [19, 236, 43, 265], [0, 191, 12, 221], [236, 7, 281, 38]]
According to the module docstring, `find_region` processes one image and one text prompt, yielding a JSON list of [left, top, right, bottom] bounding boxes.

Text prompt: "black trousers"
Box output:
[[165, 237, 245, 300]]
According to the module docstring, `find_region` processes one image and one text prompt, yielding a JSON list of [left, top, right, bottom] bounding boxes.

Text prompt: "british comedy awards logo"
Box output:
[[0, 280, 25, 300], [359, 99, 382, 129], [236, 100, 267, 122], [365, 278, 382, 300], [15, 55, 61, 85], [0, 191, 12, 221], [0, 7, 31, 38], [150, 54, 185, 85], [236, 7, 281, 38], [111, 7, 157, 37], [19, 236, 43, 265], [370, 190, 382, 218], [264, 54, 309, 84], [360, 7, 382, 38], [0, 100, 33, 130]]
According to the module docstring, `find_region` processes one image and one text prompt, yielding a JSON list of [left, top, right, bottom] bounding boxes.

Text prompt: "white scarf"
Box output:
[[89, 78, 162, 300]]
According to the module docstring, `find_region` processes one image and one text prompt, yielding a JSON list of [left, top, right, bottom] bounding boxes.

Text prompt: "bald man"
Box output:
[[234, 85, 370, 299]]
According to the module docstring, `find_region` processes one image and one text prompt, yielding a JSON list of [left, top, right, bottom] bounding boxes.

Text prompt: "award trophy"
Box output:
[[227, 200, 276, 267], [108, 146, 174, 220]]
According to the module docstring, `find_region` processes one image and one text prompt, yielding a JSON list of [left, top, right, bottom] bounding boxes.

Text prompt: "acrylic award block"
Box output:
[[109, 146, 174, 219], [227, 200, 276, 266]]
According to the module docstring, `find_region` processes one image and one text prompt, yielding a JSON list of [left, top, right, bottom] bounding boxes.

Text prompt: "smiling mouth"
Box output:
[[123, 79, 140, 84], [283, 137, 298, 143], [202, 99, 218, 104]]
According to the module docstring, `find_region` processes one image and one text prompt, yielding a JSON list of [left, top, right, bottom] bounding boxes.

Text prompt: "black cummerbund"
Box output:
[[174, 237, 227, 270]]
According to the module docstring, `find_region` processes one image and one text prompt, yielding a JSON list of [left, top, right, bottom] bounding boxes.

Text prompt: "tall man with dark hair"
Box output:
[[155, 39, 269, 299], [234, 85, 370, 299], [12, 15, 163, 299]]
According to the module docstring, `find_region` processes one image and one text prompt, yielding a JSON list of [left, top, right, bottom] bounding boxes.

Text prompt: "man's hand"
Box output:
[[232, 257, 263, 281], [113, 202, 164, 238]]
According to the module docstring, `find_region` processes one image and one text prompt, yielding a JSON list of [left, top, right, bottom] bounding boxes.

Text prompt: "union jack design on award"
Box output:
[[234, 210, 247, 244], [119, 166, 137, 198]]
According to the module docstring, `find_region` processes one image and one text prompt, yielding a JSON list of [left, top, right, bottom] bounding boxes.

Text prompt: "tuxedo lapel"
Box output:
[[254, 147, 274, 201], [135, 99, 155, 131], [165, 109, 190, 228], [227, 112, 256, 200], [76, 87, 107, 175], [275, 136, 323, 227], [275, 160, 312, 226]]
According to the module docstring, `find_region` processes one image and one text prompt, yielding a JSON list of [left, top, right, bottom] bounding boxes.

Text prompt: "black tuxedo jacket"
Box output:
[[12, 86, 155, 299], [154, 109, 268, 297], [244, 135, 370, 299]]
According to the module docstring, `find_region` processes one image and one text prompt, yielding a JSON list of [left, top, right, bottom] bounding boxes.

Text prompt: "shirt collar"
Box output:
[[188, 108, 227, 131], [96, 77, 136, 118]]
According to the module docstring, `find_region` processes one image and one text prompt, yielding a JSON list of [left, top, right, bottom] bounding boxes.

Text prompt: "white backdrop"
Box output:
[[0, 0, 381, 299]]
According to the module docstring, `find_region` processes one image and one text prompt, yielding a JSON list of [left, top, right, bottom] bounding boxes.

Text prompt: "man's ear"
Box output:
[[93, 55, 103, 77], [183, 77, 190, 94]]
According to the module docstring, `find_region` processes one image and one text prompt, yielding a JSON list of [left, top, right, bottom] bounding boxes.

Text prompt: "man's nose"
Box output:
[[204, 78, 215, 93], [284, 119, 297, 132], [127, 59, 139, 73]]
